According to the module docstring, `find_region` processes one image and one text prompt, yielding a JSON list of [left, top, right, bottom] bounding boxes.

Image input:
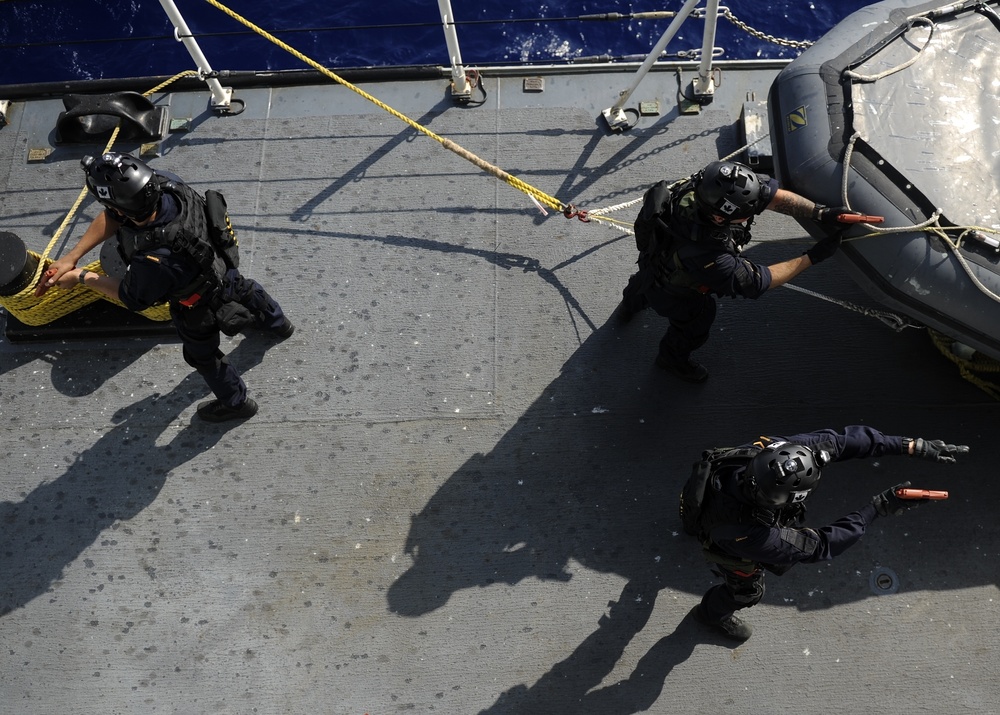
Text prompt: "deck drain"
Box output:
[[869, 566, 899, 595]]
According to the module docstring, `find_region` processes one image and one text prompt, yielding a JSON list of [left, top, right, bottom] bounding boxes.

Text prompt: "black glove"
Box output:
[[906, 437, 969, 464], [872, 481, 925, 516], [805, 232, 843, 264], [812, 205, 861, 224]]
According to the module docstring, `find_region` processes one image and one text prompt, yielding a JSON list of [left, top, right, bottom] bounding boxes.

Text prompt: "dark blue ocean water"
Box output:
[[0, 0, 873, 86]]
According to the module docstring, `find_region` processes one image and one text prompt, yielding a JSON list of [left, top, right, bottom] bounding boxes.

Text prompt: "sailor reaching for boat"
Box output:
[[617, 160, 859, 382]]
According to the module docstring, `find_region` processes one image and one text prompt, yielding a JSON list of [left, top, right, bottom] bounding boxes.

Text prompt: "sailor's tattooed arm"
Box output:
[[767, 188, 818, 218]]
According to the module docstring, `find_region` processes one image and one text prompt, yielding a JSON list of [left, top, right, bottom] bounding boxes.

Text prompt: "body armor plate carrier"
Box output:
[[679, 446, 804, 576], [116, 177, 239, 307]]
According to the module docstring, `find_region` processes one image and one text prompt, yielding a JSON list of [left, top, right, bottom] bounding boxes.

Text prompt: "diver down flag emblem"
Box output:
[[786, 106, 808, 133]]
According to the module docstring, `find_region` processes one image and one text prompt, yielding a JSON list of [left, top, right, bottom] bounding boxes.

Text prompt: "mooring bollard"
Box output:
[[0, 231, 41, 296]]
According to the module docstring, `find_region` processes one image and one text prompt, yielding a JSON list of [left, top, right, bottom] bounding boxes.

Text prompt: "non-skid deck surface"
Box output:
[[0, 66, 997, 714]]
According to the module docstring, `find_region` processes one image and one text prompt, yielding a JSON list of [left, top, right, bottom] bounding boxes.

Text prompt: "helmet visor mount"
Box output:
[[83, 152, 160, 222], [757, 458, 810, 506], [745, 443, 825, 508], [695, 161, 761, 222]]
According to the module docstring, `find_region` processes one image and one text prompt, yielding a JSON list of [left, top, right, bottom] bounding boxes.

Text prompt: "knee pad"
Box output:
[[723, 570, 765, 607]]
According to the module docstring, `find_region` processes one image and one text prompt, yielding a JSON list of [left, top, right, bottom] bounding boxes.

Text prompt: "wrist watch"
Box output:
[[78, 269, 90, 285]]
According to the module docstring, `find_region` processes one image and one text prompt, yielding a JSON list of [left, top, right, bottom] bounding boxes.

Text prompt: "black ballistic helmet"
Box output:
[[744, 442, 828, 507], [82, 152, 161, 220], [695, 160, 763, 221]]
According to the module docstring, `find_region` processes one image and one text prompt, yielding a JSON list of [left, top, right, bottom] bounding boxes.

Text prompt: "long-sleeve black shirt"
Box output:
[[706, 426, 904, 568]]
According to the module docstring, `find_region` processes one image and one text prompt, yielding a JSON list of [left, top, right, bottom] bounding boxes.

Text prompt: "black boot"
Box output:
[[655, 353, 709, 383], [197, 397, 259, 423], [691, 604, 752, 641]]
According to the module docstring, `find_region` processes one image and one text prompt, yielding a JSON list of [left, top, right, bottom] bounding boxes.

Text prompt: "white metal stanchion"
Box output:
[[602, 0, 721, 131], [157, 0, 233, 110], [437, 0, 472, 100]]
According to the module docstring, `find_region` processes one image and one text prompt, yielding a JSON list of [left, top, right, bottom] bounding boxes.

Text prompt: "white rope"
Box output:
[[586, 137, 765, 219], [840, 131, 942, 234], [843, 17, 935, 83], [839, 133, 1000, 306], [586, 197, 644, 216]]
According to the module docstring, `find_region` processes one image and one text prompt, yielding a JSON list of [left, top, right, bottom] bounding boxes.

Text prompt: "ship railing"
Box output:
[[438, 0, 473, 100], [153, 0, 740, 124], [157, 0, 234, 111], [602, 0, 721, 131], [434, 0, 724, 128]]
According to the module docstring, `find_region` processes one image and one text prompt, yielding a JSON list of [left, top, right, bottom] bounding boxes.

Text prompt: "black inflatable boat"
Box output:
[[769, 0, 1000, 360]]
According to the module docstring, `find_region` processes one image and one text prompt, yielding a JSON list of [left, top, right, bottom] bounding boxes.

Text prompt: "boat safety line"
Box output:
[[843, 17, 935, 83], [0, 73, 197, 326], [840, 130, 1000, 308], [203, 0, 585, 223]]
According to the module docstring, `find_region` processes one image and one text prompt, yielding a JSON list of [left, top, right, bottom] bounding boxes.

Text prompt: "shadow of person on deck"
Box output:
[[385, 317, 708, 618], [386, 248, 997, 712], [0, 336, 273, 616], [0, 332, 163, 396], [480, 573, 725, 715]]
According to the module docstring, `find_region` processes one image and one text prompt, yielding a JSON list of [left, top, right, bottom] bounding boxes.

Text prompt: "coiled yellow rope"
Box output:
[[0, 72, 199, 326]]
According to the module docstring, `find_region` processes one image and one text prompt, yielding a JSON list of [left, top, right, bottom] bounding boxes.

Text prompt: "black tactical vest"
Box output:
[[641, 188, 753, 293], [698, 448, 806, 540], [117, 178, 226, 304]]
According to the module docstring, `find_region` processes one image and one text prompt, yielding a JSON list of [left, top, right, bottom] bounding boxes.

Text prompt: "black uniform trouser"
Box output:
[[170, 269, 286, 407], [700, 564, 766, 622], [621, 270, 716, 362]]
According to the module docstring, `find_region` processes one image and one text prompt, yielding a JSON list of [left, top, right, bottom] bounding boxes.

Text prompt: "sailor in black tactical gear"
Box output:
[[36, 152, 294, 422], [682, 426, 969, 642], [617, 160, 859, 382]]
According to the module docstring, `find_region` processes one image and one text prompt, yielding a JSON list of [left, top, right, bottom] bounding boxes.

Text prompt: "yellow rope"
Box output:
[[0, 71, 199, 326], [928, 329, 1000, 400], [202, 0, 571, 216]]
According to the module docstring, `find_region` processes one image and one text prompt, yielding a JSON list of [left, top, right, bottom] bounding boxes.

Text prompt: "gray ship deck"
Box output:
[[1, 61, 998, 714]]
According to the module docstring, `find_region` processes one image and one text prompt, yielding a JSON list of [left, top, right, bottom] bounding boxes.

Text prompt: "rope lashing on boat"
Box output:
[[840, 132, 1000, 308], [839, 125, 1000, 397], [0, 73, 197, 325], [843, 17, 935, 83], [203, 0, 601, 226], [780, 284, 919, 332]]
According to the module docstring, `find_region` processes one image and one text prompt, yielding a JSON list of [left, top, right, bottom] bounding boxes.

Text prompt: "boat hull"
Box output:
[[769, 0, 1000, 359]]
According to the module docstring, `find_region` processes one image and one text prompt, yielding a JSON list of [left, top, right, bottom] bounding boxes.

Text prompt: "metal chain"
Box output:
[[720, 8, 814, 50]]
